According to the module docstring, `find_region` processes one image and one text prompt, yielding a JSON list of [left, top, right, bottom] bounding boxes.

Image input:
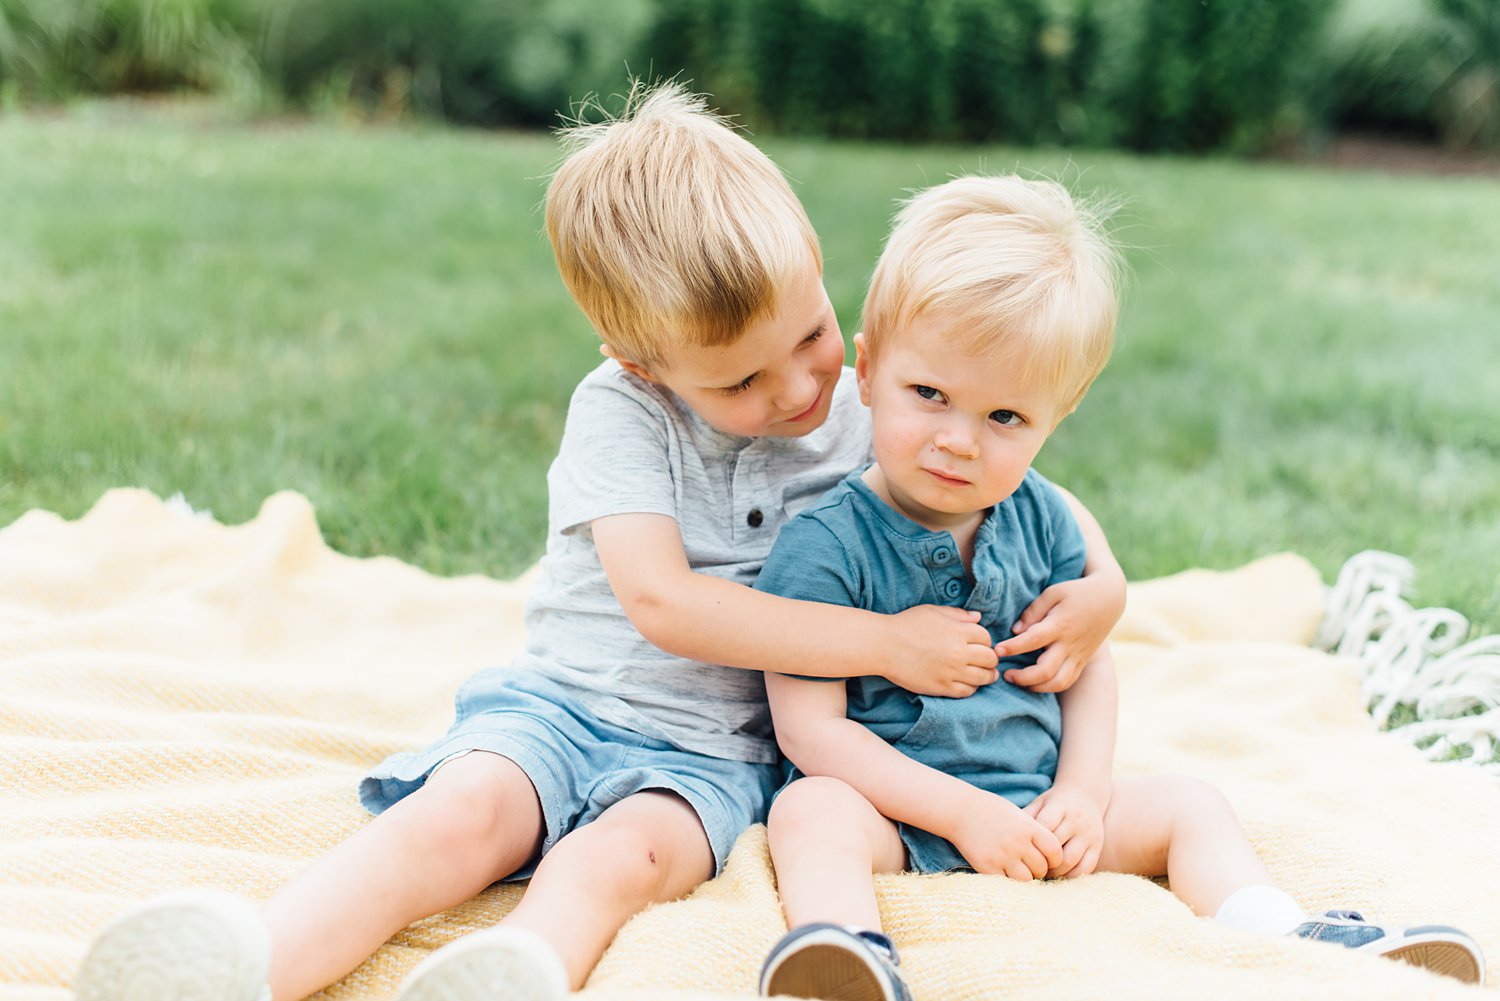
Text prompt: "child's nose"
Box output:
[[775, 369, 818, 412], [935, 422, 979, 458]]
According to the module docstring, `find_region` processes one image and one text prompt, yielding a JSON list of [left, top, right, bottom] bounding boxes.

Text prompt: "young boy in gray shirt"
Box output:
[[72, 88, 1127, 1001]]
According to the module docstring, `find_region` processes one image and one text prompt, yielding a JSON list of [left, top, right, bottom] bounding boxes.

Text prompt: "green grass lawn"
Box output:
[[3, 100, 1499, 637]]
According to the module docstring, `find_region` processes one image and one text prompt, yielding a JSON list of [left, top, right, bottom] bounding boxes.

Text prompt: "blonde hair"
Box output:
[[545, 82, 822, 370], [862, 175, 1121, 413]]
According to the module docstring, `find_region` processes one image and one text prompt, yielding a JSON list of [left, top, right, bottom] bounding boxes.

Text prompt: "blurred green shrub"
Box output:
[[257, 0, 650, 124], [1095, 0, 1330, 151], [1431, 0, 1500, 148], [1321, 0, 1443, 138], [646, 0, 1333, 152], [1321, 0, 1500, 149], [0, 0, 651, 124], [6, 0, 1495, 152], [0, 0, 259, 101]]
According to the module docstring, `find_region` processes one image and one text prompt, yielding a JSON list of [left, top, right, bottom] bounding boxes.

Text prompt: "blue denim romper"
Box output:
[[754, 467, 1087, 873]]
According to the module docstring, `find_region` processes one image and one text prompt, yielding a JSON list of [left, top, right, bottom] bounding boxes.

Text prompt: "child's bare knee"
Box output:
[[378, 792, 499, 863], [401, 761, 532, 856], [544, 823, 673, 901], [1157, 774, 1236, 824], [768, 776, 864, 836]]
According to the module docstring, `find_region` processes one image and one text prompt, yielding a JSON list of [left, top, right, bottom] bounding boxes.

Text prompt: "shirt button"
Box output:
[[747, 508, 764, 528], [944, 578, 963, 599], [933, 547, 952, 564]]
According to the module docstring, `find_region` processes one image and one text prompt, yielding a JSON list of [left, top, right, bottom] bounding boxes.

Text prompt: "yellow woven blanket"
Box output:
[[2, 490, 1495, 1000]]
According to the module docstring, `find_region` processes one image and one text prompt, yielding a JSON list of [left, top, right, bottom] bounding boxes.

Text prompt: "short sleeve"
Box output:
[[754, 514, 865, 680], [548, 373, 678, 534], [1036, 473, 1088, 588], [754, 515, 863, 605]]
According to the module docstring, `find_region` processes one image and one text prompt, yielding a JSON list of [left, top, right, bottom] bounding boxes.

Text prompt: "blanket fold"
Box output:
[[1, 490, 1494, 999]]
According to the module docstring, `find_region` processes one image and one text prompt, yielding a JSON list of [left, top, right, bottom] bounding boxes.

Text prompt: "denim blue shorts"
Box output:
[[359, 669, 779, 879]]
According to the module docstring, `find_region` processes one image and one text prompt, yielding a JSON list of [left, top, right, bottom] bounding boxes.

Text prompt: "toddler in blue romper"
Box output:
[[751, 173, 1487, 1001]]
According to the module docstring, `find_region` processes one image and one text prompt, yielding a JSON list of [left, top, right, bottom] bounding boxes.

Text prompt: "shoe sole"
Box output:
[[764, 942, 890, 1001], [73, 892, 271, 1001], [1380, 938, 1484, 984], [396, 931, 568, 1001]]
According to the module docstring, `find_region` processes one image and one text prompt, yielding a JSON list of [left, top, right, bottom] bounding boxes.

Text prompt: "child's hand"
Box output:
[[949, 792, 1064, 880], [993, 570, 1126, 692], [1024, 783, 1108, 879], [882, 605, 1000, 698]]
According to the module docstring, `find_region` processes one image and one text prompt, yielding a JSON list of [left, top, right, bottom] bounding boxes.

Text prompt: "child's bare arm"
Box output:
[[766, 672, 1062, 880], [1024, 644, 1118, 877], [1052, 644, 1118, 800], [997, 486, 1127, 692], [593, 512, 1000, 696]]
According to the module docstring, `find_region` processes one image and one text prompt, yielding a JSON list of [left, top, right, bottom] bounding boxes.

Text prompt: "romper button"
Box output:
[[944, 579, 963, 598], [933, 547, 952, 564], [747, 508, 764, 528]]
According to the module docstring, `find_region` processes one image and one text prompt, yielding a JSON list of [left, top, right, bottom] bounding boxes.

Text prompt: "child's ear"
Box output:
[[600, 344, 659, 384], [853, 332, 873, 406]]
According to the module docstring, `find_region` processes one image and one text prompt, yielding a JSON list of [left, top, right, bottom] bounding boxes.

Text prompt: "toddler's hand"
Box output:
[[883, 605, 999, 698], [1024, 783, 1107, 879], [950, 792, 1064, 880], [994, 571, 1125, 692]]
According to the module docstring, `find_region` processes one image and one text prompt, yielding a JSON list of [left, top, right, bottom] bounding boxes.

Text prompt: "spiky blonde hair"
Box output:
[[545, 83, 822, 369], [862, 175, 1121, 413]]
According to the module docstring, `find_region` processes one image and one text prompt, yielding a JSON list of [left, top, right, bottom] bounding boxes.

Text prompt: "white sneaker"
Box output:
[[395, 926, 569, 1001], [1292, 910, 1486, 984], [73, 889, 273, 1001], [759, 923, 914, 1001]]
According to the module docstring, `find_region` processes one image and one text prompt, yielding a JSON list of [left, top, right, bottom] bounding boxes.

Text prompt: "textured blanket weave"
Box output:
[[1, 490, 1495, 999]]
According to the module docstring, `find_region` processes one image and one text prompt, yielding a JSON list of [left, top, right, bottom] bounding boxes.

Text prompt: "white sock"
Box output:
[[1213, 885, 1308, 936]]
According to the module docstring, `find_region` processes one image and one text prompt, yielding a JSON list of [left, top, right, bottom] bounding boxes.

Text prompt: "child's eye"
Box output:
[[801, 324, 826, 346], [990, 409, 1025, 427], [914, 385, 944, 403], [722, 374, 757, 396]]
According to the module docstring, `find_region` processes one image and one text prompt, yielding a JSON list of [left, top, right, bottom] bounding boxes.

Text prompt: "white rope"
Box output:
[[1316, 550, 1500, 779], [1313, 550, 1415, 655]]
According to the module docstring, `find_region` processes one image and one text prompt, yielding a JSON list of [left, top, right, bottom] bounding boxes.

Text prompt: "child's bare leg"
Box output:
[[1094, 775, 1486, 982], [760, 777, 910, 1000], [1093, 774, 1274, 916], [262, 751, 544, 1001], [499, 788, 716, 988], [767, 776, 905, 930]]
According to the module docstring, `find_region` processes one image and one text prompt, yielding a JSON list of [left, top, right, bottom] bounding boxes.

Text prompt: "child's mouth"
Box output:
[[924, 468, 970, 487]]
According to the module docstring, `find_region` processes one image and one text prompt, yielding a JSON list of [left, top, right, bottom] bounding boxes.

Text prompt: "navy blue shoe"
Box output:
[[760, 923, 913, 1001], [1292, 910, 1485, 984]]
